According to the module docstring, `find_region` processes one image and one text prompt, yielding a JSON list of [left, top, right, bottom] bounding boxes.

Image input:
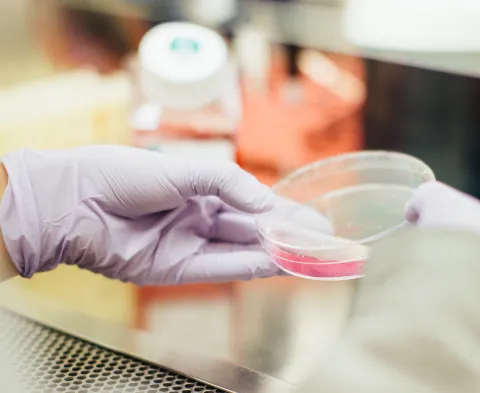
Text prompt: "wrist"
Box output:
[[0, 162, 18, 282]]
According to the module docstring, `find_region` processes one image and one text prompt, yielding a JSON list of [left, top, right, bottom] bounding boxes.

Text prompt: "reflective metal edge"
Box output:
[[0, 290, 296, 393]]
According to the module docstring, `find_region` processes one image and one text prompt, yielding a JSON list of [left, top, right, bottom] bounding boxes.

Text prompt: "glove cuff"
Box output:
[[0, 151, 44, 278]]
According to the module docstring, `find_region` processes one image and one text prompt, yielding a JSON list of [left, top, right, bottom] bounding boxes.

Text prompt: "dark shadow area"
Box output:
[[364, 60, 480, 197]]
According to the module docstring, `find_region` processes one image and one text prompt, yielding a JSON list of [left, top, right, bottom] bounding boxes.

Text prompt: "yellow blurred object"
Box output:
[[0, 69, 135, 325], [0, 69, 133, 154], [10, 266, 135, 325]]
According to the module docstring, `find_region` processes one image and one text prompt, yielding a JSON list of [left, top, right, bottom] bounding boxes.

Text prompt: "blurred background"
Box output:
[[1, 0, 480, 384]]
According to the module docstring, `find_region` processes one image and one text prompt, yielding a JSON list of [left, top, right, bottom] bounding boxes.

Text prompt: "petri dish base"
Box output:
[[257, 151, 435, 280]]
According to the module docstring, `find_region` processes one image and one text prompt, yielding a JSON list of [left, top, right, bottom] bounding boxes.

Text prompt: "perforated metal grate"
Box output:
[[0, 308, 226, 393]]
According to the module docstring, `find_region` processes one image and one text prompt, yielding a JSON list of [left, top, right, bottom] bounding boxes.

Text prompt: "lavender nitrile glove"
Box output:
[[0, 146, 281, 286], [405, 181, 480, 233]]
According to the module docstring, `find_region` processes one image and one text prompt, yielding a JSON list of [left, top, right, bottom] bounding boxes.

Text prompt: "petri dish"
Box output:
[[256, 151, 435, 280]]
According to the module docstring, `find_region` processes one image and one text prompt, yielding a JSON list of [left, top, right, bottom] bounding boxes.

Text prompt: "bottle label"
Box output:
[[170, 38, 200, 54]]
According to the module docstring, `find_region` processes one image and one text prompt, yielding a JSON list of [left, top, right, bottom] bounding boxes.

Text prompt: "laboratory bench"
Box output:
[[0, 276, 354, 393]]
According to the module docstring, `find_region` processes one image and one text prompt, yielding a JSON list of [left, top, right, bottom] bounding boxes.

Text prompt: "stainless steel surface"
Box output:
[[234, 279, 353, 384], [0, 290, 295, 393], [52, 0, 480, 79], [0, 276, 354, 392], [0, 308, 225, 393]]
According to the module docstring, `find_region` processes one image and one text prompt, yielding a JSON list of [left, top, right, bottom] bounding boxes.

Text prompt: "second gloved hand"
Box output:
[[0, 146, 280, 286], [405, 181, 480, 233]]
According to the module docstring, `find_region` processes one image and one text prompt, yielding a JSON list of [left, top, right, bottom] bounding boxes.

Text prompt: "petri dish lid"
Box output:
[[257, 151, 435, 270]]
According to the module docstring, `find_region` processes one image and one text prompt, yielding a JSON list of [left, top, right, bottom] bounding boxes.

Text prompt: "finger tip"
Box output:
[[405, 209, 419, 224], [257, 189, 276, 212], [253, 266, 286, 279], [238, 188, 276, 214]]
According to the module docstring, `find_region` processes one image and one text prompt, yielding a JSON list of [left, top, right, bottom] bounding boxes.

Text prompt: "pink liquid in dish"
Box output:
[[272, 249, 365, 279]]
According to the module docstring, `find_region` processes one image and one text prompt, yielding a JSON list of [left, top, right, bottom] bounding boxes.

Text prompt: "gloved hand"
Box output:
[[0, 146, 281, 286], [405, 180, 480, 233]]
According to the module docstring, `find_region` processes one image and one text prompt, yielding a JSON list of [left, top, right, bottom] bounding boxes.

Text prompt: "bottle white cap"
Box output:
[[139, 22, 229, 110], [343, 0, 480, 52]]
